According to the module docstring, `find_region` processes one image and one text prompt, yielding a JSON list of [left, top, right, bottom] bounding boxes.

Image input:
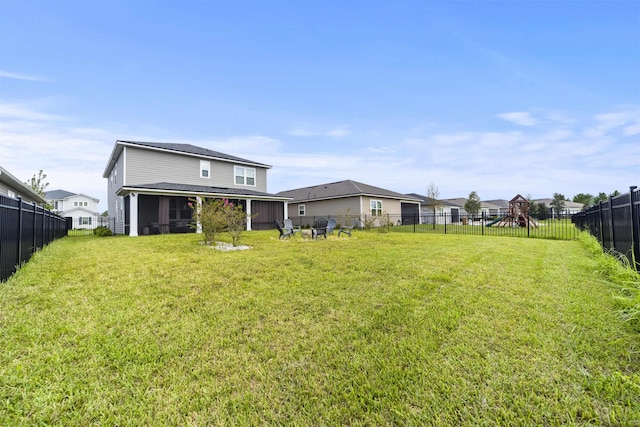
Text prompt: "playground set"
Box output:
[[487, 194, 539, 228]]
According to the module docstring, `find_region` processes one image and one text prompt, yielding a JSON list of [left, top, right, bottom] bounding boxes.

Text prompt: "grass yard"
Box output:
[[1, 231, 639, 425]]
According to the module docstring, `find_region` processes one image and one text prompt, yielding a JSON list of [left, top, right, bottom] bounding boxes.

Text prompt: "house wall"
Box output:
[[107, 152, 126, 234], [287, 197, 361, 220], [124, 147, 268, 192], [0, 182, 40, 203]]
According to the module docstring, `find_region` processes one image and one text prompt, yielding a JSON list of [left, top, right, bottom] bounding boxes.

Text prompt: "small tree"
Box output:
[[190, 198, 227, 244], [25, 169, 53, 209], [464, 191, 482, 221], [426, 182, 442, 229], [550, 193, 566, 220], [221, 199, 255, 247], [190, 198, 255, 247]]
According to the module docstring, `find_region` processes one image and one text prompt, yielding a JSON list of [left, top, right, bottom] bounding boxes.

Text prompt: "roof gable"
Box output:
[[277, 179, 421, 203], [103, 140, 272, 177]]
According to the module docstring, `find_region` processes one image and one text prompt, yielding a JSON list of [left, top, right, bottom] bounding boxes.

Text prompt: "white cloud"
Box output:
[[0, 103, 67, 121], [288, 126, 350, 138], [497, 112, 539, 126], [0, 70, 48, 82]]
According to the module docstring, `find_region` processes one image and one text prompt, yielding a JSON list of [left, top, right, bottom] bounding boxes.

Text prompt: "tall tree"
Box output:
[[572, 193, 593, 209], [550, 193, 566, 219], [426, 182, 442, 228], [593, 192, 608, 204], [464, 191, 482, 219]]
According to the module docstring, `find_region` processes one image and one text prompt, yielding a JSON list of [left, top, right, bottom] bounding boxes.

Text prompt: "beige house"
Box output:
[[277, 179, 422, 227]]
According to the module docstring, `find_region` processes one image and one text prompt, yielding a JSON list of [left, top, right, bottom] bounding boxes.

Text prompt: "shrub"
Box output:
[[93, 226, 113, 237]]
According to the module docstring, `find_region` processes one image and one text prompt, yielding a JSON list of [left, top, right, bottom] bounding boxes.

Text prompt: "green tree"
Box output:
[[572, 193, 593, 210], [532, 202, 549, 220], [593, 192, 608, 204], [464, 191, 482, 220], [550, 193, 566, 219], [25, 170, 52, 209], [610, 190, 620, 197]]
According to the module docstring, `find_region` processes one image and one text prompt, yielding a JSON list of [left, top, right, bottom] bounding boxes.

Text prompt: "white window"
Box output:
[[371, 200, 383, 216], [234, 166, 256, 186], [74, 201, 78, 206], [298, 204, 306, 216], [8, 190, 15, 198], [200, 160, 210, 179], [79, 217, 92, 225]]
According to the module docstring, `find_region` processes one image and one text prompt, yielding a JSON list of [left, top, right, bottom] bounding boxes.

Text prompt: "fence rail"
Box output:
[[288, 212, 580, 241], [572, 186, 639, 271], [1, 195, 68, 282]]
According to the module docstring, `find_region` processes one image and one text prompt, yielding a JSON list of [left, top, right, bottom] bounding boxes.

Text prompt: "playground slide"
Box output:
[[485, 216, 505, 227]]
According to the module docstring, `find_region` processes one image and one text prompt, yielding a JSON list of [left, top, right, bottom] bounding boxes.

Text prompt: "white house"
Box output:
[[45, 190, 101, 229]]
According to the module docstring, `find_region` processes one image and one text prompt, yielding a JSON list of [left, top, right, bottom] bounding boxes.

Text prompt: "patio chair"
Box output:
[[338, 219, 359, 237], [327, 218, 337, 234], [283, 218, 301, 236], [312, 218, 329, 239], [275, 220, 294, 239]]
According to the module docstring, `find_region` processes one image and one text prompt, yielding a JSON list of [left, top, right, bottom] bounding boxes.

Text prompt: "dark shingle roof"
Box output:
[[124, 182, 287, 199], [120, 141, 271, 167], [276, 180, 421, 203], [406, 193, 460, 207], [45, 189, 76, 200]]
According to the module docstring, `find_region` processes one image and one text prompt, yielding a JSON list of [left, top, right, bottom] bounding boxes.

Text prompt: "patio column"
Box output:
[[246, 199, 252, 231], [196, 196, 202, 234], [129, 193, 139, 236], [284, 201, 288, 219]]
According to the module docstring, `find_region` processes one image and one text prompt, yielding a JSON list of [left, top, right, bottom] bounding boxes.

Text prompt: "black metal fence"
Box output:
[[288, 212, 580, 241], [66, 216, 114, 236], [1, 195, 68, 283], [572, 186, 640, 271]]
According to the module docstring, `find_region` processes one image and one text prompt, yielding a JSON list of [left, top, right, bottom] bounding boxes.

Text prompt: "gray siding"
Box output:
[[107, 153, 125, 234], [125, 147, 268, 192]]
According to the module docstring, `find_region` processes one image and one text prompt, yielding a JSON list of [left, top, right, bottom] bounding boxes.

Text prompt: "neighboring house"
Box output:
[[482, 199, 510, 217], [406, 193, 461, 225], [277, 179, 422, 227], [0, 165, 47, 205], [102, 140, 289, 236], [45, 189, 101, 229], [533, 198, 584, 217]]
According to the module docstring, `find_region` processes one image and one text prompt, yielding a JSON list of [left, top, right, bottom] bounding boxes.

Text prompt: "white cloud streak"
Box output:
[[1, 102, 638, 210], [497, 111, 539, 126], [0, 70, 49, 82]]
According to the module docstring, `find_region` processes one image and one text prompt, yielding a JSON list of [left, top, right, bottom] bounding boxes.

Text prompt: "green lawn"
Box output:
[[1, 231, 638, 425]]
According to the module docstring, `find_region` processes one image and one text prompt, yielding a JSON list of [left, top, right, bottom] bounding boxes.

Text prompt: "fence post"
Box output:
[[481, 212, 485, 235], [630, 186, 639, 270], [16, 197, 23, 269], [444, 212, 447, 234], [598, 201, 604, 245], [608, 195, 616, 250]]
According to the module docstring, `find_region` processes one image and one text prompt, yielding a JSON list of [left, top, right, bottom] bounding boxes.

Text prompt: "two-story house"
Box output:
[[102, 140, 289, 236], [45, 190, 101, 229]]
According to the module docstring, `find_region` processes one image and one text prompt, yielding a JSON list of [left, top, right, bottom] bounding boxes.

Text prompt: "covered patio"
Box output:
[[118, 183, 290, 236]]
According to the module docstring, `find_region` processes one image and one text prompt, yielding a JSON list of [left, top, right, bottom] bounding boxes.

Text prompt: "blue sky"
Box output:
[[1, 1, 638, 211]]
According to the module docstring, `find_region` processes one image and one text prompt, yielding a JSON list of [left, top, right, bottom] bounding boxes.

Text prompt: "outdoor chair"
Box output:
[[326, 218, 337, 234], [275, 220, 294, 239], [283, 218, 301, 236], [338, 219, 359, 237], [312, 218, 329, 239]]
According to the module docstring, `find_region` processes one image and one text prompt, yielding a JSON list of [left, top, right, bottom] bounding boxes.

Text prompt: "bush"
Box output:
[[93, 226, 113, 237]]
